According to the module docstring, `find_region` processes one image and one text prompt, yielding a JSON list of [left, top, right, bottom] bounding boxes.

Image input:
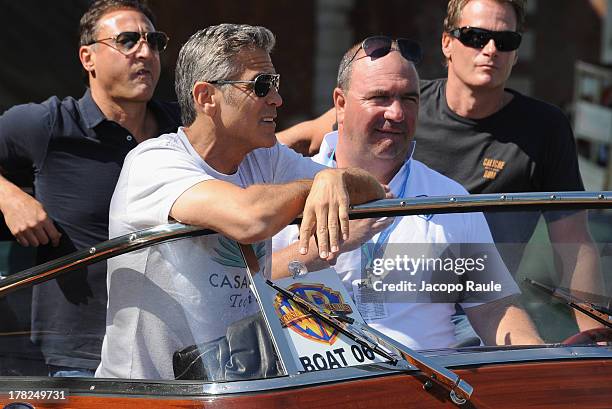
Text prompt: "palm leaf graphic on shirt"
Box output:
[[211, 236, 265, 267]]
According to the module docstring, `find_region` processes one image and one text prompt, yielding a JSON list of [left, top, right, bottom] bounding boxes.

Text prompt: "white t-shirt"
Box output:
[[273, 131, 519, 350], [96, 128, 324, 380]]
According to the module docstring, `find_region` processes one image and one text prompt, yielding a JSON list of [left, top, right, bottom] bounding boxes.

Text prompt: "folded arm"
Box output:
[[171, 178, 311, 244], [171, 167, 385, 250]]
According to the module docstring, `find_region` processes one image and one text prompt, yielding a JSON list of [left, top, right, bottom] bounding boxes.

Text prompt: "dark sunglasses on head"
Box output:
[[209, 73, 280, 98], [87, 31, 169, 55], [346, 36, 423, 68], [448, 26, 522, 52]]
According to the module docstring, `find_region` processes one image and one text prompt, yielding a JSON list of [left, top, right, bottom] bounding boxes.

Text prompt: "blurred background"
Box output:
[[1, 0, 612, 189]]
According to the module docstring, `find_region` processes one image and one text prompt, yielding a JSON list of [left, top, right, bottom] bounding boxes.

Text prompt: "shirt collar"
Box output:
[[315, 130, 416, 167], [78, 88, 106, 129], [315, 130, 416, 196], [313, 131, 339, 167], [77, 88, 180, 134]]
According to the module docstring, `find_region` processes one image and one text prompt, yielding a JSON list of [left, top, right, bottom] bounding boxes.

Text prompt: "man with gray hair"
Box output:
[[96, 24, 384, 380]]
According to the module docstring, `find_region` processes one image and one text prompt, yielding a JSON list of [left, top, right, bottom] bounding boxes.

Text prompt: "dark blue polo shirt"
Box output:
[[0, 89, 181, 369]]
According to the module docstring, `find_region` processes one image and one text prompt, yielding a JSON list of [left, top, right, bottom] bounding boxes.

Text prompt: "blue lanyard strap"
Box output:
[[362, 163, 410, 268], [323, 138, 411, 269], [323, 143, 337, 167]]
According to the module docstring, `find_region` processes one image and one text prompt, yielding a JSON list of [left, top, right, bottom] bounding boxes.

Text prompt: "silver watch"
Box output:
[[288, 260, 308, 279]]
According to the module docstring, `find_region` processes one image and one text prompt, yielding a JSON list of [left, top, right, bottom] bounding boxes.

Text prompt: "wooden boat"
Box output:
[[0, 192, 610, 408]]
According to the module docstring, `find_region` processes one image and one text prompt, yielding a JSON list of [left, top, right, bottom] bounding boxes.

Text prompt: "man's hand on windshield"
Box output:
[[298, 168, 385, 259], [299, 169, 349, 259], [1, 187, 61, 247], [339, 185, 394, 253]]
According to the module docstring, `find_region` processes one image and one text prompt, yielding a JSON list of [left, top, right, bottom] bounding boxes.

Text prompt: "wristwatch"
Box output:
[[288, 260, 308, 279]]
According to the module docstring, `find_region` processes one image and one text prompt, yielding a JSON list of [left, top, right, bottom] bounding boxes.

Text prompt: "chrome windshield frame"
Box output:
[[2, 191, 611, 297]]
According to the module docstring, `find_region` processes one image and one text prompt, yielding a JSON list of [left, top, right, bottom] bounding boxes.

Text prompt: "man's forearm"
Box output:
[[0, 174, 26, 213], [234, 179, 314, 243], [272, 239, 330, 279], [549, 212, 604, 330], [0, 173, 61, 247], [556, 242, 603, 330], [467, 296, 543, 346], [493, 303, 543, 345]]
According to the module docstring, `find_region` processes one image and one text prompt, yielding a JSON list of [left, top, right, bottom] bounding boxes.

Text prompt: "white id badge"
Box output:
[[351, 279, 389, 321]]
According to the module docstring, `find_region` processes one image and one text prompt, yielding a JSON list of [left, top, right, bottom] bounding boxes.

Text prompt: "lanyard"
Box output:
[[321, 136, 412, 273], [323, 143, 337, 167], [361, 162, 410, 272]]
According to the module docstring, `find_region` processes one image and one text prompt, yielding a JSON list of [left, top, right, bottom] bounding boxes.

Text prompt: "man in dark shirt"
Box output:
[[414, 0, 582, 234], [0, 0, 180, 376], [412, 0, 601, 334]]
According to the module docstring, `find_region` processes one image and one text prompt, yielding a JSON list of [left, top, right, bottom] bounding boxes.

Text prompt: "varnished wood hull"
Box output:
[[1, 359, 610, 408]]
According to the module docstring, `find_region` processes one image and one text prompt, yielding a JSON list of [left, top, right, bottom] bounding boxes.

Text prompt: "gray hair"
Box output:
[[175, 24, 276, 125], [336, 42, 361, 91]]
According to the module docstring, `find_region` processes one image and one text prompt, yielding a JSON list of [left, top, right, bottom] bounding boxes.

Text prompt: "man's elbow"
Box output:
[[229, 215, 275, 244], [468, 298, 543, 346], [494, 304, 544, 345]]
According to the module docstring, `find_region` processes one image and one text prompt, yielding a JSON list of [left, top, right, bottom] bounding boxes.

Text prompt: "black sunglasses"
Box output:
[[88, 31, 169, 55], [209, 73, 280, 98], [345, 36, 423, 69], [448, 26, 522, 52]]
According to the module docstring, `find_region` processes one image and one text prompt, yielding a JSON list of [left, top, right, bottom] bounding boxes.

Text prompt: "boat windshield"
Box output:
[[0, 204, 610, 382]]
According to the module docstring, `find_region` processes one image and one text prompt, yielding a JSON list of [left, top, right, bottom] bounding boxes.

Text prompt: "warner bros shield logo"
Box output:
[[274, 283, 353, 345]]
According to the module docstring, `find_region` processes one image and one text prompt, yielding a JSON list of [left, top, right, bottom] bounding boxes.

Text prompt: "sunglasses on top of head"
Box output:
[[87, 31, 169, 55], [345, 36, 423, 69], [209, 73, 280, 98], [448, 26, 522, 52]]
